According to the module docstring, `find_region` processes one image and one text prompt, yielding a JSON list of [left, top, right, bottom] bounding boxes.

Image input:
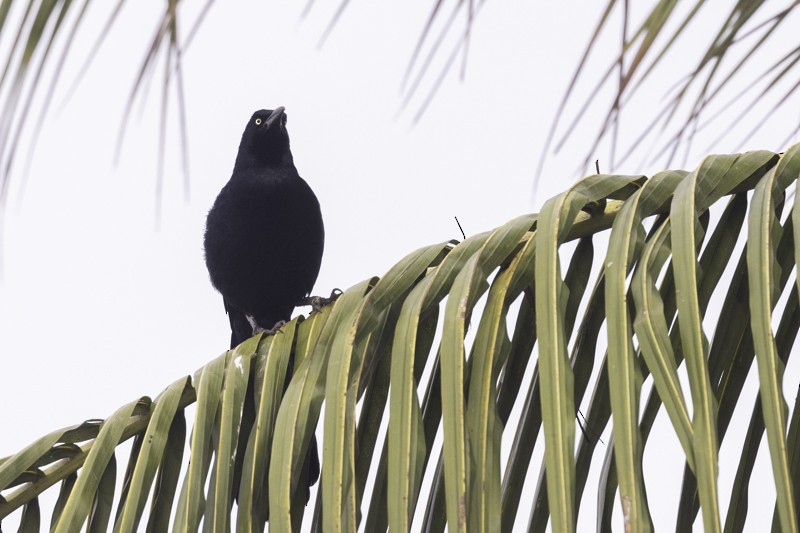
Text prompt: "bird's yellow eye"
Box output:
[[255, 118, 262, 125]]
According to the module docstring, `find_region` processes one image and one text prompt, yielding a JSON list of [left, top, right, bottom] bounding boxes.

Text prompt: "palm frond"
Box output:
[[0, 0, 201, 218], [3, 143, 800, 530], [543, 0, 800, 188]]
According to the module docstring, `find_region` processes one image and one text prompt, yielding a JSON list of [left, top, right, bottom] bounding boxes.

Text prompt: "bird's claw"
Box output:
[[253, 320, 287, 336], [300, 288, 343, 313]]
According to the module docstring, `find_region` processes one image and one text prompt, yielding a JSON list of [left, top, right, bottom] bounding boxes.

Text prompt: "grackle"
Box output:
[[204, 107, 322, 497]]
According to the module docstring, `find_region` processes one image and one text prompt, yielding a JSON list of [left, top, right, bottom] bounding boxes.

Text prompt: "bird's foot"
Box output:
[[300, 288, 343, 313], [253, 320, 287, 336]]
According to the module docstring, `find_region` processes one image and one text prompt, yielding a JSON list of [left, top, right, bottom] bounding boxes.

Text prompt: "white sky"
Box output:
[[1, 1, 799, 531]]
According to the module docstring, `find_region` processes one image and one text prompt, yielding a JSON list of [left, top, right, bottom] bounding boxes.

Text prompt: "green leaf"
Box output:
[[53, 399, 145, 532], [173, 352, 227, 531], [114, 377, 188, 533], [746, 145, 800, 533]]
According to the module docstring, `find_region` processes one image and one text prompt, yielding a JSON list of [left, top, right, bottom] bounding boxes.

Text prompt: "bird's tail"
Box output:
[[227, 307, 254, 349]]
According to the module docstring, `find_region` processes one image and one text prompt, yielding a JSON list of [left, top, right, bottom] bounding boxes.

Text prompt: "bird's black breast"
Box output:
[[204, 172, 324, 325]]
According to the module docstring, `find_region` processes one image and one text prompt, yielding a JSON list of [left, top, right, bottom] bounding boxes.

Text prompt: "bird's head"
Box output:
[[235, 107, 293, 170]]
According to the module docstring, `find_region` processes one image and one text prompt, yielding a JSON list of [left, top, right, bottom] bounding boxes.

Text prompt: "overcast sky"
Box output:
[[1, 1, 798, 531]]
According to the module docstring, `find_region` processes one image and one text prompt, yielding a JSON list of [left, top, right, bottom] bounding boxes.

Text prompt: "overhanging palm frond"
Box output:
[[544, 0, 800, 184], [0, 0, 197, 215], [0, 0, 476, 218], [3, 144, 800, 531]]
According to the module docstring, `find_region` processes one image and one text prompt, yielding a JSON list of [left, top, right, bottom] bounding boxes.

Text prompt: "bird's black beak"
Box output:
[[265, 106, 286, 128]]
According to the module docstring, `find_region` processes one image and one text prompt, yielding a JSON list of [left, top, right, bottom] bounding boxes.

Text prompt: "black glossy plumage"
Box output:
[[204, 107, 322, 496], [204, 107, 324, 347]]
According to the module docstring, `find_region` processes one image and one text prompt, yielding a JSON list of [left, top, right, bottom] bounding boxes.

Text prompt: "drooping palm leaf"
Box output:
[[543, 0, 800, 187], [3, 144, 800, 531], [0, 0, 198, 217]]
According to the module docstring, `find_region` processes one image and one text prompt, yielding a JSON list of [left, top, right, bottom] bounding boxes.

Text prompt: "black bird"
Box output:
[[205, 107, 324, 346], [204, 107, 322, 495]]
